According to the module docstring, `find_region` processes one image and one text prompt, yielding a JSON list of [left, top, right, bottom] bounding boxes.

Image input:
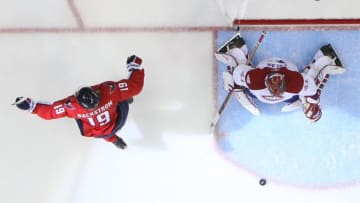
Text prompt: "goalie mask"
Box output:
[[264, 72, 286, 97], [75, 87, 100, 109]]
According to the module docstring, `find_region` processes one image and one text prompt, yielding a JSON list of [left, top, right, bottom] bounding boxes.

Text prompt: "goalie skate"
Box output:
[[304, 44, 346, 78], [315, 44, 346, 80], [319, 44, 345, 75], [320, 44, 343, 67], [217, 33, 245, 53]]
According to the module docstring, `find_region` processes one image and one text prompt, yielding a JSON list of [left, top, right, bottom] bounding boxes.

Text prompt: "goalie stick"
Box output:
[[210, 31, 266, 131]]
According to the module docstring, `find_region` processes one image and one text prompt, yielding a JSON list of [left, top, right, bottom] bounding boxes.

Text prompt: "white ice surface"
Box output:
[[1, 0, 360, 203]]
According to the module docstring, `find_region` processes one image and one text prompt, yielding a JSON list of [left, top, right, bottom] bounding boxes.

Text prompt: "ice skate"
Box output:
[[306, 44, 346, 79], [320, 44, 343, 67], [318, 44, 346, 75], [113, 136, 127, 149], [127, 97, 134, 104], [217, 33, 245, 54]]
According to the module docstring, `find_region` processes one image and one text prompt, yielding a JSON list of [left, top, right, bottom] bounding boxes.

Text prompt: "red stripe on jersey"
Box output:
[[246, 67, 304, 94]]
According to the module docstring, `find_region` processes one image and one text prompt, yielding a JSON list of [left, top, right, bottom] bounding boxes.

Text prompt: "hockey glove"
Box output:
[[303, 102, 322, 122], [14, 97, 36, 111], [301, 96, 322, 122], [126, 55, 143, 71]]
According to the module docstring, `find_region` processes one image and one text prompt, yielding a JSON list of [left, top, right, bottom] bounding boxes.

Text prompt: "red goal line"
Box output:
[[232, 18, 360, 30]]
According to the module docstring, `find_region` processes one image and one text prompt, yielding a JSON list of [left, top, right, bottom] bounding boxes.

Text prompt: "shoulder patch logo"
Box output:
[[65, 100, 75, 110]]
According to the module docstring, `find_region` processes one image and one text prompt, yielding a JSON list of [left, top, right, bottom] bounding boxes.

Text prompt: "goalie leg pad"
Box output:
[[321, 64, 346, 76], [222, 71, 234, 92], [215, 53, 238, 67], [215, 47, 248, 67], [216, 33, 249, 66], [228, 48, 248, 65], [306, 56, 345, 80], [233, 90, 261, 116], [305, 44, 346, 79], [317, 44, 345, 74], [298, 44, 345, 123]]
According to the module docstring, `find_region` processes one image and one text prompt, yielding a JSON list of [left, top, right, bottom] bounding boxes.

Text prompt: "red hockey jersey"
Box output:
[[32, 70, 144, 138]]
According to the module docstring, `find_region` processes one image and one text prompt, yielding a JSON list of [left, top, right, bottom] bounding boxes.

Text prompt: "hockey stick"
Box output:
[[210, 31, 267, 130]]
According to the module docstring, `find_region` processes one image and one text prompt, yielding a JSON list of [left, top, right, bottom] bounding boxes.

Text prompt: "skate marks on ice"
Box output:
[[215, 30, 360, 187]]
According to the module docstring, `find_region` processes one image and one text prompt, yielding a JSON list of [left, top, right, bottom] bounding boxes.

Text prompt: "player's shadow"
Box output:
[[128, 69, 213, 150], [129, 97, 212, 149]]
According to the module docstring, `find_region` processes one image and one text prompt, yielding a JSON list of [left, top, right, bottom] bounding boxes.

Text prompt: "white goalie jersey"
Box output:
[[232, 57, 318, 104], [216, 33, 345, 122]]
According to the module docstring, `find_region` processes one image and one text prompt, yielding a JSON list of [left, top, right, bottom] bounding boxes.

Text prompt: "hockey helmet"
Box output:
[[75, 87, 100, 109], [264, 72, 286, 96]]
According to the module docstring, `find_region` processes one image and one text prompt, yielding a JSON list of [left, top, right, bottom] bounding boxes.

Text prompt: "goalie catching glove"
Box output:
[[300, 95, 322, 122]]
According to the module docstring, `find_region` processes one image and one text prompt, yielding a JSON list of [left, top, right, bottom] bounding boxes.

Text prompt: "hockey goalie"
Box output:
[[215, 33, 346, 122]]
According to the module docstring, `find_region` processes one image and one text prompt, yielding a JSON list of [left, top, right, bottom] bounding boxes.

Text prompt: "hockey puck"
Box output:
[[259, 178, 267, 186]]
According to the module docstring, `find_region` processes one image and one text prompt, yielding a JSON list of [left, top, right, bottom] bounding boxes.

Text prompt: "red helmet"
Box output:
[[264, 72, 286, 96]]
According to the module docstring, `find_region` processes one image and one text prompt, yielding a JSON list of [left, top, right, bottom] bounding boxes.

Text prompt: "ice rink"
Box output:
[[2, 0, 360, 203], [216, 30, 360, 188]]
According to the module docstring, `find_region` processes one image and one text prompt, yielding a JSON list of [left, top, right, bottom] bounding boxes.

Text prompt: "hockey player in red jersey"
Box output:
[[14, 55, 144, 149], [215, 33, 345, 122]]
